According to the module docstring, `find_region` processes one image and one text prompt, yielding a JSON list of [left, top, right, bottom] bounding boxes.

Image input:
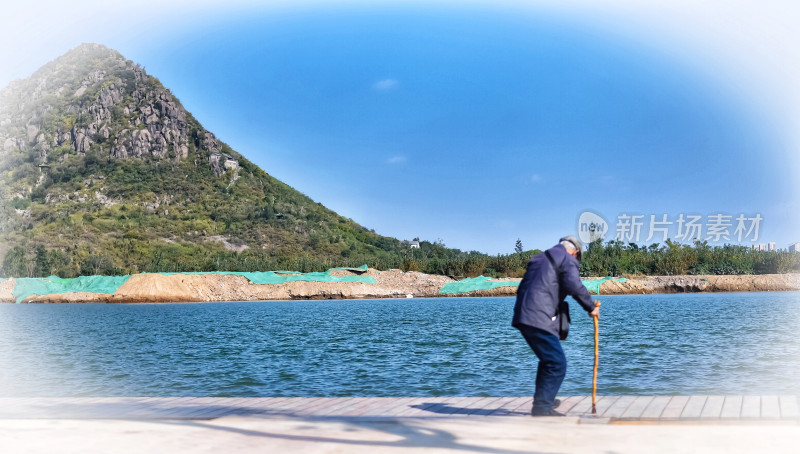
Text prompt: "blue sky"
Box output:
[[1, 1, 798, 254]]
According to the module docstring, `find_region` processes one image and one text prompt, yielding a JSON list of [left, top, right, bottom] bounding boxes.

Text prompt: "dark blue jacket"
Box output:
[[512, 244, 595, 336]]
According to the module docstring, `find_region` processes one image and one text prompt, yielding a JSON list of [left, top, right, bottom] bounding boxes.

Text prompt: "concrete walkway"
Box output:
[[2, 397, 799, 454]]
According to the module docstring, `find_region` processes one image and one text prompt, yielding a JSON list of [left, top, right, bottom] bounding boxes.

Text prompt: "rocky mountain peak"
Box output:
[[0, 43, 233, 193], [0, 44, 403, 278]]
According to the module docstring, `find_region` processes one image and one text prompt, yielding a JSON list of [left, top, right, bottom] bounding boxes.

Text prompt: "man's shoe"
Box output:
[[531, 408, 566, 417]]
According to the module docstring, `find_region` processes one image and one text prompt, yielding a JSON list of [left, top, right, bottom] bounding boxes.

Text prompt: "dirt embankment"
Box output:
[[0, 269, 454, 303], [1, 271, 798, 303], [635, 274, 800, 294], [452, 274, 800, 297]]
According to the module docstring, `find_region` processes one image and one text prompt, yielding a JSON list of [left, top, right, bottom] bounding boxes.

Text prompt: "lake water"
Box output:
[[1, 292, 799, 397]]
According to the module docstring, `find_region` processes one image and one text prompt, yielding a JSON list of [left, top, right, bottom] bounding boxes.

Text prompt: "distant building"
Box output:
[[768, 242, 776, 251], [753, 243, 767, 251], [790, 243, 800, 253], [410, 241, 420, 249]]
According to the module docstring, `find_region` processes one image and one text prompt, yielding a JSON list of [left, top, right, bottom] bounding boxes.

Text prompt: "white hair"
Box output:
[[560, 240, 577, 251]]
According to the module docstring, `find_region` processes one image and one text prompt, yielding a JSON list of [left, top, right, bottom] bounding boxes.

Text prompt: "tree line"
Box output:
[[2, 239, 798, 279]]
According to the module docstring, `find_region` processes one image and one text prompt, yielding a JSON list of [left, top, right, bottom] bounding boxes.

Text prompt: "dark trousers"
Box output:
[[517, 324, 566, 411]]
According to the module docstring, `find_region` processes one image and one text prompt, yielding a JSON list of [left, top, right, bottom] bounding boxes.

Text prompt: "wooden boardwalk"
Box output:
[[0, 396, 797, 422]]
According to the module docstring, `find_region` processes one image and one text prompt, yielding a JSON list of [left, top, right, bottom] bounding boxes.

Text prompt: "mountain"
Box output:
[[0, 43, 410, 277]]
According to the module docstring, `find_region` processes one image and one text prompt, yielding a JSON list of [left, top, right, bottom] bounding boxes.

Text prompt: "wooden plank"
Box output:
[[779, 395, 799, 420], [620, 396, 654, 419], [680, 396, 707, 419], [476, 397, 519, 416], [314, 397, 371, 416], [741, 396, 760, 419], [330, 397, 380, 416], [386, 397, 448, 417], [240, 397, 290, 412], [556, 396, 585, 415], [254, 397, 310, 413], [5, 395, 797, 420], [507, 397, 533, 413], [660, 396, 689, 420], [277, 397, 327, 414], [339, 397, 402, 417], [566, 395, 599, 416], [286, 397, 339, 415], [486, 397, 529, 416], [375, 398, 429, 417], [761, 396, 780, 419], [467, 396, 507, 416], [393, 397, 452, 417], [720, 396, 743, 420], [466, 397, 506, 415], [438, 396, 483, 416], [270, 397, 314, 409], [561, 396, 588, 416], [171, 397, 251, 419], [303, 398, 360, 416], [121, 398, 188, 417], [700, 396, 724, 419], [443, 397, 486, 416], [593, 396, 620, 417], [224, 397, 270, 412], [105, 397, 188, 418], [603, 395, 637, 418]]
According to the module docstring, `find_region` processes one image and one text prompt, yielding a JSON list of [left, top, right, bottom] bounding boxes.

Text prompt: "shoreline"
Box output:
[[1, 270, 798, 303]]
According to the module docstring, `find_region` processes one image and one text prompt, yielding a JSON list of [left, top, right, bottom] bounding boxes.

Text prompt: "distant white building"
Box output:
[[790, 243, 800, 253], [410, 241, 420, 249], [768, 242, 776, 251]]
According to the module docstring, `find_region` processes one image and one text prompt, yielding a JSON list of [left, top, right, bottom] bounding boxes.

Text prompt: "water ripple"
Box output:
[[1, 292, 798, 397]]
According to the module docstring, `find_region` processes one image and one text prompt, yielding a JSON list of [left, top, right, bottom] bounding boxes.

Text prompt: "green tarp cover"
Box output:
[[158, 265, 375, 285], [439, 276, 628, 295], [10, 266, 376, 303], [439, 276, 516, 294], [13, 275, 131, 303], [582, 276, 628, 294]]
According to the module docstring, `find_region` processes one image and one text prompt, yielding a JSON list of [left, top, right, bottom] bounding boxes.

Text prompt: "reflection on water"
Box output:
[[1, 292, 798, 397]]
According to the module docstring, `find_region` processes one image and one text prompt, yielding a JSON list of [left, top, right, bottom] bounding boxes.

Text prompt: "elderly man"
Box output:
[[512, 235, 600, 417]]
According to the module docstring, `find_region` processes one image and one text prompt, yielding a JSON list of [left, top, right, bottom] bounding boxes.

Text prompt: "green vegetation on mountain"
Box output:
[[0, 44, 414, 277], [0, 43, 540, 278], [0, 44, 797, 279]]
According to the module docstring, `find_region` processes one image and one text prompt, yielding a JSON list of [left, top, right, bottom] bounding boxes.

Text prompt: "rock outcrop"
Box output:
[[0, 43, 231, 179]]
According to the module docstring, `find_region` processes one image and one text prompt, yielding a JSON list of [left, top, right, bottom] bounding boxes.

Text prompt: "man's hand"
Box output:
[[589, 304, 600, 319]]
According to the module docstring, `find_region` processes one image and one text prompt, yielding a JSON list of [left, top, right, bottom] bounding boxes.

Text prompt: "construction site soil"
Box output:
[[1, 270, 799, 303]]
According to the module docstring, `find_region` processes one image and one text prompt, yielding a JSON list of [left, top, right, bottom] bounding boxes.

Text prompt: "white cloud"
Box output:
[[372, 79, 399, 91], [386, 155, 407, 164]]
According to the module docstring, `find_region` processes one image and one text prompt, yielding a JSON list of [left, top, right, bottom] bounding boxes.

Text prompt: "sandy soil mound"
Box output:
[[596, 278, 651, 295], [20, 292, 112, 304], [109, 274, 252, 303], [0, 278, 16, 303], [641, 273, 800, 293], [102, 269, 456, 303], [2, 271, 798, 304]]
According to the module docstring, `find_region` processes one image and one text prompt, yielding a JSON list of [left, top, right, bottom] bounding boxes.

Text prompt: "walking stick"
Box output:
[[591, 300, 601, 414]]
